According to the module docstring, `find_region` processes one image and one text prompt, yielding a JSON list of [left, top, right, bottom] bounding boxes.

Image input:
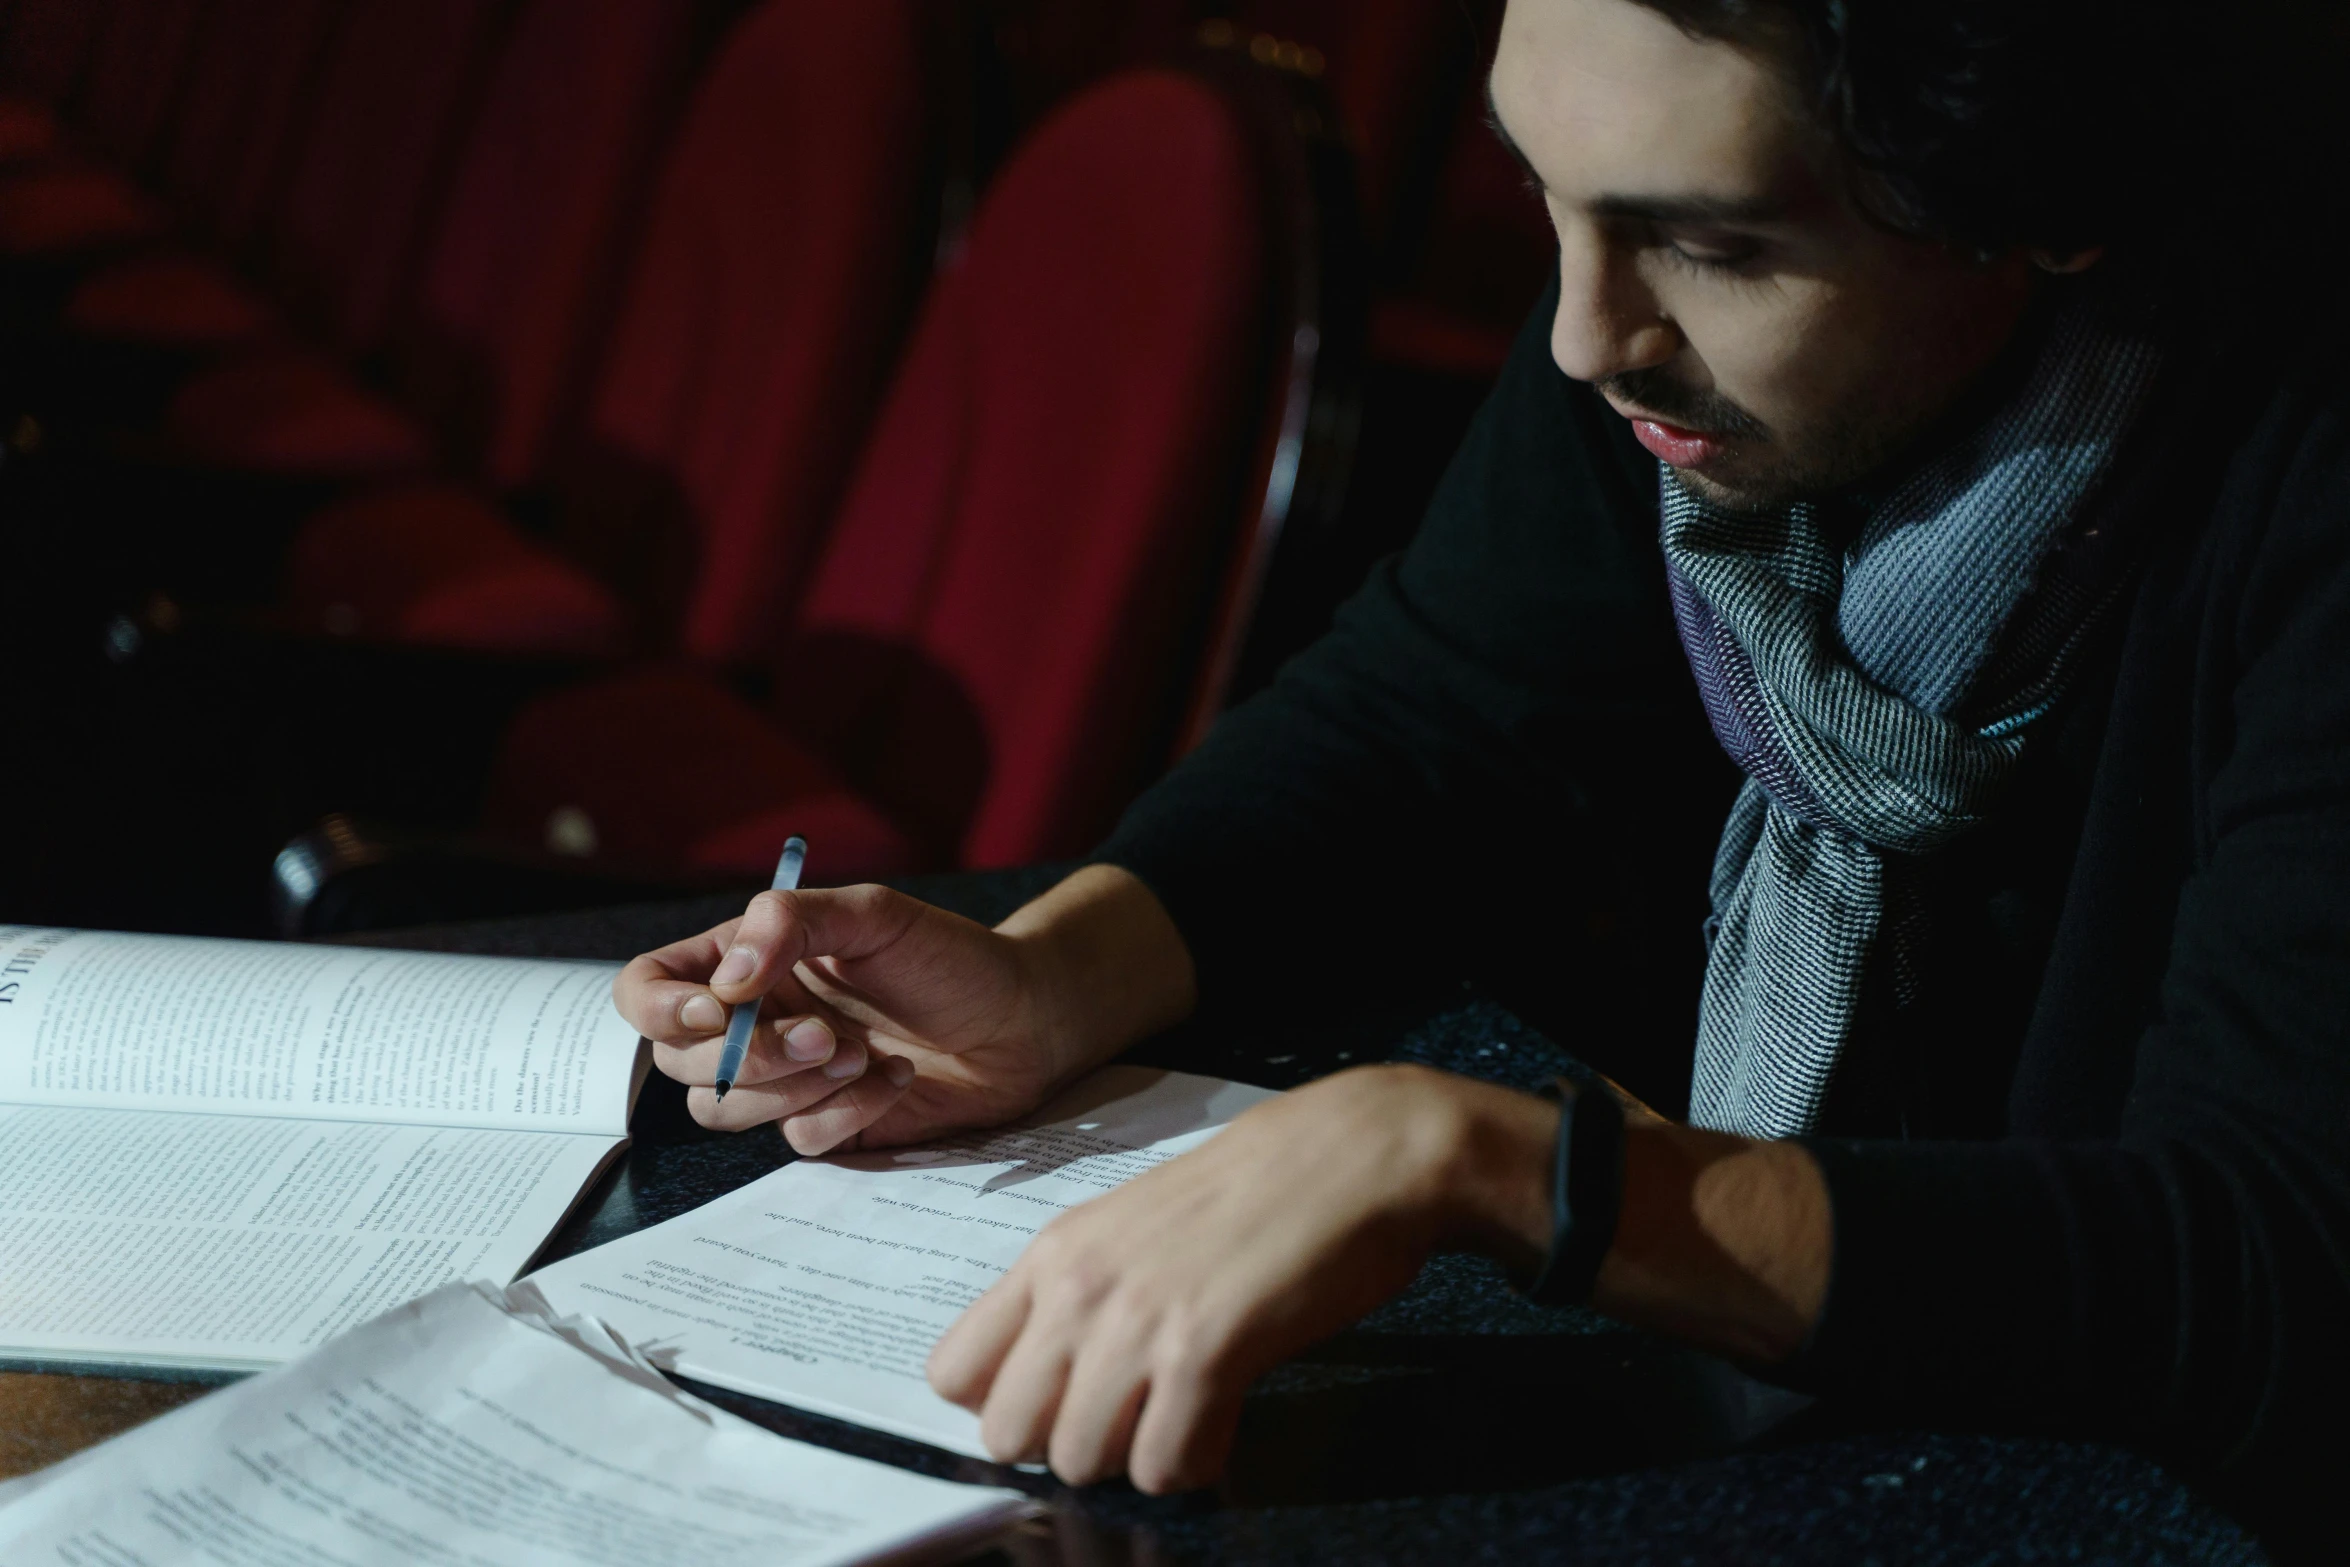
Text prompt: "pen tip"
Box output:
[[713, 1081, 730, 1102]]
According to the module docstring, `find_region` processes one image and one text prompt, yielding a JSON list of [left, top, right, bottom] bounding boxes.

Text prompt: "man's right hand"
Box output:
[[612, 864, 1197, 1156]]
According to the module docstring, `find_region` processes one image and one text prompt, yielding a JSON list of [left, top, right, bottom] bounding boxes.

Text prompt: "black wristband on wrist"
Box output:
[[1522, 1075, 1627, 1308]]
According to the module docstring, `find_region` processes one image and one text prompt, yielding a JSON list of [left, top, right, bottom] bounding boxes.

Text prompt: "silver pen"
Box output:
[[713, 835, 807, 1102]]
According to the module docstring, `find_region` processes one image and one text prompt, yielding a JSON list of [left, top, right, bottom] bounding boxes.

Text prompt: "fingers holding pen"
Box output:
[[706, 886, 926, 1007], [613, 924, 741, 1045], [675, 1014, 919, 1139], [655, 1006, 838, 1089], [779, 1052, 917, 1155], [685, 1024, 869, 1130]]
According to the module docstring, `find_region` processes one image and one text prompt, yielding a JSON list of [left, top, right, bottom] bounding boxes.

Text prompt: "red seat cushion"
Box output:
[[0, 97, 60, 164], [286, 483, 628, 657], [165, 350, 435, 478], [0, 164, 162, 255], [64, 253, 277, 348], [483, 671, 922, 879]]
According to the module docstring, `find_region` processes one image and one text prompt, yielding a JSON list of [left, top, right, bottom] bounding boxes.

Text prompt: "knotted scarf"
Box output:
[[1662, 292, 2164, 1138]]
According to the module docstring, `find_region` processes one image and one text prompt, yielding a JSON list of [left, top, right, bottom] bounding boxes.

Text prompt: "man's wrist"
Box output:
[[1415, 1072, 1559, 1277], [1391, 1068, 1831, 1365], [996, 864, 1198, 1083]]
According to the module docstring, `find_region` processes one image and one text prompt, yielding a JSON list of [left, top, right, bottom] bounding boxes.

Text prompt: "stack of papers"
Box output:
[[0, 1282, 1031, 1566]]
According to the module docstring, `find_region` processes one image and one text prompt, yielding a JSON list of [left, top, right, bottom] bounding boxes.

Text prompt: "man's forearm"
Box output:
[[1438, 1076, 1831, 1364], [994, 871, 1833, 1367]]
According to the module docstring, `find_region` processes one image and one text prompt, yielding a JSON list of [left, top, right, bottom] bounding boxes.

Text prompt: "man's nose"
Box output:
[[1549, 229, 1678, 383]]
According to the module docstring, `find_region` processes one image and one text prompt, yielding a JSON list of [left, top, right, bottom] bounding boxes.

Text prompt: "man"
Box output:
[[615, 0, 2348, 1546]]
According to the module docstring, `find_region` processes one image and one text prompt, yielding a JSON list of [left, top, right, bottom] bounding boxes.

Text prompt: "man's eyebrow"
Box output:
[[1485, 77, 1791, 228], [1588, 192, 1791, 226]]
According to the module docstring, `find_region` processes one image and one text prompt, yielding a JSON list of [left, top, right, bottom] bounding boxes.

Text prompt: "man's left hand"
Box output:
[[924, 1064, 1557, 1492]]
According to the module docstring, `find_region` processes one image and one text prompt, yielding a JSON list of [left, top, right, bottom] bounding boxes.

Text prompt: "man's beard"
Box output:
[[1599, 366, 1893, 515], [1599, 365, 1768, 443]]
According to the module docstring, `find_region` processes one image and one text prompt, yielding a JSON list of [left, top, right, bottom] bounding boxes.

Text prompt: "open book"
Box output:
[[527, 1066, 1278, 1457], [0, 926, 647, 1374], [0, 1281, 1031, 1566]]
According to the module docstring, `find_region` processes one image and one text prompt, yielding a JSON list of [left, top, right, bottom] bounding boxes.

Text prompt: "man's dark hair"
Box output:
[[1625, 0, 2348, 309]]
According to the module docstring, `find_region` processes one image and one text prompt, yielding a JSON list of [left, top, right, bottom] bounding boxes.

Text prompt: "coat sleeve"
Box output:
[[1095, 280, 1734, 1040], [1788, 372, 2350, 1553]]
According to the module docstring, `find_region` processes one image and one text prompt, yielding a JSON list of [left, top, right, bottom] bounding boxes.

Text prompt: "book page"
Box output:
[[0, 927, 642, 1133], [0, 1282, 1030, 1567], [526, 1066, 1277, 1457], [0, 1103, 622, 1370]]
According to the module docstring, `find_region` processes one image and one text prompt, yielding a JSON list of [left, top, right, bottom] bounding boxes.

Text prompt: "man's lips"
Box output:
[[1621, 411, 1723, 468]]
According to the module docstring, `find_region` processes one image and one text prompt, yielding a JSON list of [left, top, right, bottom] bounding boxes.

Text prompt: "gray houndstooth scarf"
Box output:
[[1663, 292, 2164, 1139]]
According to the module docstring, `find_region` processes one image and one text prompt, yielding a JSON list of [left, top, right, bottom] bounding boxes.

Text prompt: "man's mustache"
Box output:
[[1599, 367, 1768, 441]]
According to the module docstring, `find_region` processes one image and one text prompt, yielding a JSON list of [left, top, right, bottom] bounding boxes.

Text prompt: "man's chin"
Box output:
[[1664, 462, 1808, 516]]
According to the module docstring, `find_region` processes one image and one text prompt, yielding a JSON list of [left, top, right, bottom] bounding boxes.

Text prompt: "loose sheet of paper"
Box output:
[[526, 1066, 1277, 1457], [0, 1283, 1028, 1567], [0, 927, 642, 1133], [0, 1103, 621, 1368]]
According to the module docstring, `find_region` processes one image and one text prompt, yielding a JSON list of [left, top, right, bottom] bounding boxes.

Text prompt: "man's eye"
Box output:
[[1664, 239, 1762, 275]]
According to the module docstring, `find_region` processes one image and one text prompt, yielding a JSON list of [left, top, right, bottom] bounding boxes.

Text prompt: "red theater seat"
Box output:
[[282, 484, 633, 657], [285, 0, 937, 660], [64, 250, 273, 347], [63, 0, 348, 349], [67, 0, 211, 168], [484, 669, 923, 874], [163, 352, 431, 476], [138, 0, 697, 483], [0, 0, 212, 257], [378, 0, 701, 489], [0, 98, 61, 166], [481, 68, 1274, 878], [154, 0, 516, 476], [0, 162, 159, 255], [0, 0, 112, 123]]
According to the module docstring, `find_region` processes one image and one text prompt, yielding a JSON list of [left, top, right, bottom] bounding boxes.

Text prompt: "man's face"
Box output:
[[1492, 0, 2041, 511]]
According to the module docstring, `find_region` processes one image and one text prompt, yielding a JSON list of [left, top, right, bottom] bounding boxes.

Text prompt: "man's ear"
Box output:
[[2029, 246, 2106, 275]]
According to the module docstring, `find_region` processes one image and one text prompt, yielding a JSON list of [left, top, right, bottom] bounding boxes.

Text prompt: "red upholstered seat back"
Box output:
[[391, 0, 698, 489], [575, 0, 933, 663], [155, 0, 344, 240], [258, 0, 513, 354], [73, 0, 213, 168], [0, 0, 111, 105], [789, 70, 1265, 867]]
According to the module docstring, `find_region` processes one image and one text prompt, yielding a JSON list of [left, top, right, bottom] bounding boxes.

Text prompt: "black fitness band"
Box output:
[[1522, 1076, 1627, 1307]]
